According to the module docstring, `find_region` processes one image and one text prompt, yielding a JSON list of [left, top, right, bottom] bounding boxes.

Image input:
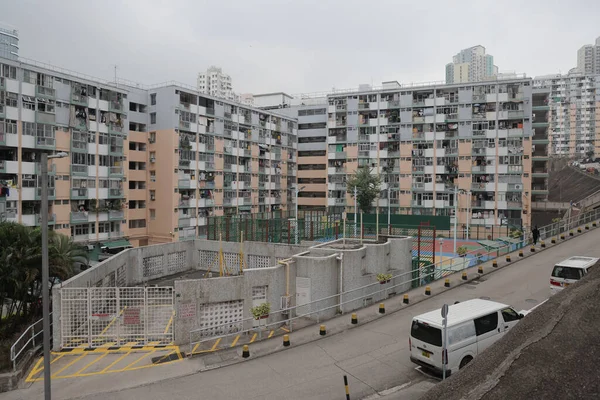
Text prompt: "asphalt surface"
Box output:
[[3, 228, 600, 400], [420, 261, 600, 400]]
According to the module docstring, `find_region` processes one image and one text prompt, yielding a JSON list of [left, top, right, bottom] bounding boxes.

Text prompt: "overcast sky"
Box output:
[[3, 0, 600, 95]]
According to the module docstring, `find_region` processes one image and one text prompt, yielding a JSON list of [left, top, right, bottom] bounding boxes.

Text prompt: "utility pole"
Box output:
[[354, 185, 358, 238], [453, 186, 458, 254]]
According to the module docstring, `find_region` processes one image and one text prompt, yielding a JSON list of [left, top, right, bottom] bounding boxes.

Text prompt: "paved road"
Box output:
[[4, 230, 599, 400]]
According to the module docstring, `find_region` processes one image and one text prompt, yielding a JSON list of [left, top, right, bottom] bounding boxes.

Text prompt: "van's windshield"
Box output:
[[552, 266, 584, 280], [411, 320, 442, 346]]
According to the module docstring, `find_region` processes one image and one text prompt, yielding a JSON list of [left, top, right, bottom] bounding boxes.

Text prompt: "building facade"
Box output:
[[197, 66, 235, 101], [324, 78, 537, 229], [0, 23, 18, 61], [446, 45, 498, 84], [576, 37, 600, 75], [0, 57, 297, 254], [533, 72, 600, 158]]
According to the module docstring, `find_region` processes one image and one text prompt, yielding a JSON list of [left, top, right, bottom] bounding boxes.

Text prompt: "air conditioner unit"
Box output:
[[150, 194, 155, 201], [514, 184, 523, 190], [150, 157, 156, 163], [280, 295, 291, 312]]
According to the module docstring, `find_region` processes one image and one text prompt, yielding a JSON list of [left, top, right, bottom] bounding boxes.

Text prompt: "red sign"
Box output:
[[123, 307, 141, 325], [179, 302, 196, 319]]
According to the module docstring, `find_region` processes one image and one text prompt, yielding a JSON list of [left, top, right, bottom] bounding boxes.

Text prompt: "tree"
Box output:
[[346, 167, 381, 214]]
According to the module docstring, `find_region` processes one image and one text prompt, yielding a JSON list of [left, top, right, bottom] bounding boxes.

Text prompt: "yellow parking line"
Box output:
[[210, 338, 221, 351], [119, 350, 156, 371], [280, 327, 290, 333], [164, 311, 175, 334], [230, 335, 240, 347], [192, 342, 201, 353], [249, 333, 257, 343], [74, 352, 108, 375], [268, 330, 275, 338], [52, 354, 86, 378], [101, 351, 131, 373], [99, 307, 127, 336]]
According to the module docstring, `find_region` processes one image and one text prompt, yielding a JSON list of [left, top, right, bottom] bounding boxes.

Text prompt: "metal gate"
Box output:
[[60, 287, 174, 349]]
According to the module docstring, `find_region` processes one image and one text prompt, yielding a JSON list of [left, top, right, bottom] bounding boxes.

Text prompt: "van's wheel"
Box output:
[[459, 356, 473, 369]]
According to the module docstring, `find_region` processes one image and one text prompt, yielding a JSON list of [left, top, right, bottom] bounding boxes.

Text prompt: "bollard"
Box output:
[[379, 303, 386, 314], [343, 375, 350, 400], [551, 237, 556, 244], [519, 250, 524, 257], [506, 255, 511, 262], [561, 234, 565, 240], [569, 231, 574, 236], [403, 294, 409, 304], [444, 278, 450, 287], [283, 334, 290, 347], [586, 225, 589, 230], [462, 271, 468, 280], [320, 324, 326, 336], [424, 286, 431, 295], [478, 265, 483, 274], [492, 259, 498, 268], [594, 222, 597, 227], [578, 227, 582, 233], [351, 313, 358, 325], [242, 345, 250, 358], [530, 245, 536, 252], [541, 241, 546, 248]]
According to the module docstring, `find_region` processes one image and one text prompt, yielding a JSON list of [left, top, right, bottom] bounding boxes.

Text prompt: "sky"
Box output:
[[3, 0, 600, 95]]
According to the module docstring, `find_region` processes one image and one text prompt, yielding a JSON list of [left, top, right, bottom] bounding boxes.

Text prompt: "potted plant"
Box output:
[[250, 302, 271, 320], [457, 246, 468, 257], [377, 273, 392, 284]]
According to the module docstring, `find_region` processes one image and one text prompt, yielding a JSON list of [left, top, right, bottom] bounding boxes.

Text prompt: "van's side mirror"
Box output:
[[518, 313, 525, 319]]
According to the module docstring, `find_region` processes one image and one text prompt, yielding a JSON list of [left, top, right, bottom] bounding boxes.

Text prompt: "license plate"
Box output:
[[422, 351, 430, 358]]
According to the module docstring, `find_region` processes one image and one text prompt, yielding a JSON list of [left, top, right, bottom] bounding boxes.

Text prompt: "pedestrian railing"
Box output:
[[10, 314, 51, 371], [189, 208, 600, 350]]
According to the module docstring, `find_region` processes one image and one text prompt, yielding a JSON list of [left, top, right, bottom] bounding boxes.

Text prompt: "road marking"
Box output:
[[101, 351, 131, 373], [26, 354, 67, 381], [268, 330, 275, 338], [164, 310, 175, 334], [192, 342, 201, 353], [74, 352, 108, 375], [230, 335, 240, 347], [249, 333, 257, 343], [52, 354, 86, 378], [119, 351, 156, 371], [99, 307, 127, 336], [281, 327, 290, 333], [210, 338, 221, 351]]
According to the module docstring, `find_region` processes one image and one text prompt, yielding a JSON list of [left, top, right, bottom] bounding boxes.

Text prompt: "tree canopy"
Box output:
[[346, 167, 381, 214]]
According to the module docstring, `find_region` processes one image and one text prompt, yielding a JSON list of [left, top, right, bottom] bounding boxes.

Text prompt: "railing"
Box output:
[[109, 166, 123, 175], [190, 208, 600, 349], [10, 315, 50, 371]]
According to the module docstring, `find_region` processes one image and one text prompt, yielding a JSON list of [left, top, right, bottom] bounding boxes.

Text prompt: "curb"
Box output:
[[187, 221, 600, 369]]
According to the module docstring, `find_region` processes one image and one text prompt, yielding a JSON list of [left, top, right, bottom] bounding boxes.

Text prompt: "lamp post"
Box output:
[[453, 186, 458, 254], [354, 185, 358, 238], [41, 151, 68, 400], [294, 186, 305, 245], [387, 185, 391, 234], [466, 190, 471, 240]]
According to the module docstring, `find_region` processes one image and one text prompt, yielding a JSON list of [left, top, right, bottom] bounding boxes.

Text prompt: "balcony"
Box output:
[[178, 179, 192, 188], [179, 120, 191, 130], [109, 100, 124, 113], [108, 188, 124, 198], [506, 201, 522, 209], [0, 77, 4, 90], [71, 92, 88, 106], [506, 110, 525, 119], [33, 214, 56, 226], [35, 188, 56, 200], [35, 111, 55, 125], [0, 104, 4, 119], [109, 210, 124, 220], [109, 166, 124, 176], [36, 86, 55, 99], [71, 188, 88, 199], [70, 211, 89, 223], [71, 165, 88, 176], [108, 123, 123, 135], [531, 185, 549, 194], [35, 137, 56, 150]]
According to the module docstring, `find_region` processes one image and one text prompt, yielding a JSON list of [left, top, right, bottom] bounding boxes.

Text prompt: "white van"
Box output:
[[409, 299, 523, 376], [550, 256, 598, 295]]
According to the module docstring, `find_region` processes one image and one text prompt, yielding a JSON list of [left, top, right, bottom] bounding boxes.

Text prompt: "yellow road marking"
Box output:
[[249, 333, 257, 343], [280, 327, 290, 333], [99, 307, 127, 336], [74, 352, 108, 375], [28, 353, 67, 379], [230, 335, 240, 347], [268, 330, 275, 338], [52, 354, 86, 378], [210, 338, 221, 351], [101, 351, 131, 373], [119, 351, 156, 371], [164, 310, 175, 334], [192, 342, 201, 353]]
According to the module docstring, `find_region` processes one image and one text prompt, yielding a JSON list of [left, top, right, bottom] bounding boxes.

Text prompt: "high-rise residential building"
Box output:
[[0, 56, 297, 257], [0, 23, 18, 61], [533, 72, 599, 158], [197, 66, 235, 101], [324, 77, 537, 230], [576, 37, 600, 75], [445, 45, 498, 84]]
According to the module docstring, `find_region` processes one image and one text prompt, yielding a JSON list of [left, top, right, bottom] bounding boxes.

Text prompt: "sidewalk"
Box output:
[[187, 220, 600, 372]]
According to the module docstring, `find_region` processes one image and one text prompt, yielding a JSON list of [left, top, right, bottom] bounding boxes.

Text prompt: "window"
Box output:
[[551, 266, 584, 280], [129, 219, 147, 229], [474, 312, 498, 336], [150, 94, 156, 105], [410, 320, 442, 346], [501, 308, 520, 323], [150, 209, 156, 220], [298, 122, 327, 130], [150, 112, 156, 124]]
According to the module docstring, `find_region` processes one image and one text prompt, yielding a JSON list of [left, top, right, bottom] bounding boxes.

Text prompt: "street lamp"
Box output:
[[41, 151, 67, 400], [295, 186, 306, 244]]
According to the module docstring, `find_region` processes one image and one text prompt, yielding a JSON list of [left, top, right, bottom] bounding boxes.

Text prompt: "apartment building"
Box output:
[[325, 78, 536, 229], [446, 45, 498, 84], [0, 56, 297, 252], [576, 37, 600, 75], [197, 66, 235, 101], [533, 72, 600, 158], [0, 23, 18, 61]]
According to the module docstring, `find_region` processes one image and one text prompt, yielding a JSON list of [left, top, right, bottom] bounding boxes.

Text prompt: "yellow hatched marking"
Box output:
[[74, 352, 108, 375], [268, 330, 275, 338], [249, 333, 257, 343], [52, 354, 86, 377], [210, 338, 221, 351], [101, 351, 131, 373], [230, 335, 240, 347], [99, 307, 127, 336], [192, 342, 201, 353], [280, 327, 290, 333], [164, 310, 175, 334], [119, 351, 156, 371]]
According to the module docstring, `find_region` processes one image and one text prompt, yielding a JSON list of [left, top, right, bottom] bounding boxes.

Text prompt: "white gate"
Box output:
[[60, 287, 174, 349]]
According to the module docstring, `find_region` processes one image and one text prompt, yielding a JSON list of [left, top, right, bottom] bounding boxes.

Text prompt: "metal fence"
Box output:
[[60, 287, 174, 348], [10, 314, 51, 372], [189, 207, 600, 349]]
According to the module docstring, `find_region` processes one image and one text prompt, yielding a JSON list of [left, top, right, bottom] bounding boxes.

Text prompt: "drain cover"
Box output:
[[525, 298, 538, 304], [480, 296, 491, 300], [470, 280, 481, 285], [466, 285, 477, 289]]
